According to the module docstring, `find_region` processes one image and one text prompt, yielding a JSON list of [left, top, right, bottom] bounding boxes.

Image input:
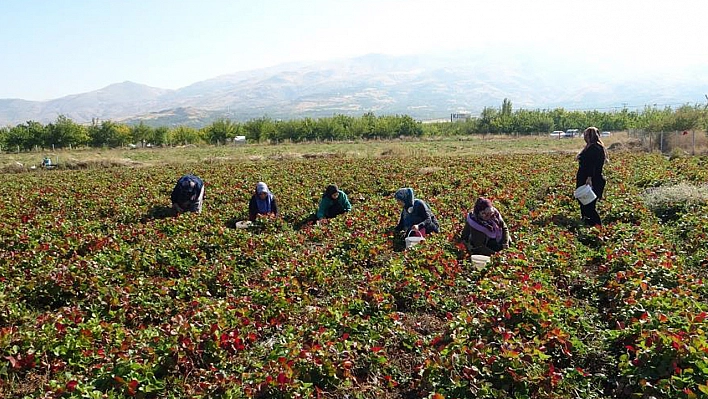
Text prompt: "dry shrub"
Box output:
[[267, 152, 302, 160], [608, 140, 643, 151], [642, 182, 708, 221], [63, 158, 142, 169], [419, 166, 443, 174], [0, 163, 29, 174], [0, 372, 49, 397], [667, 131, 708, 154], [301, 152, 339, 159], [203, 156, 234, 164], [669, 147, 688, 160], [380, 146, 406, 157]]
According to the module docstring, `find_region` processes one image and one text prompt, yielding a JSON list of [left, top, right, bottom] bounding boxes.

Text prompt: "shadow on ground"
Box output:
[[142, 205, 177, 221]]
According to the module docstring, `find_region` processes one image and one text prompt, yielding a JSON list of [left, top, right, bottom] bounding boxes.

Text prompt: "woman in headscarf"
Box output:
[[171, 174, 205, 213], [393, 188, 440, 237], [461, 197, 510, 256], [576, 126, 608, 227], [316, 184, 352, 220], [248, 182, 278, 221]]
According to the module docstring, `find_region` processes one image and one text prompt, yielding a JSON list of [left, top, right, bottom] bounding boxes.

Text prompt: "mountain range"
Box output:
[[2, 52, 707, 127]]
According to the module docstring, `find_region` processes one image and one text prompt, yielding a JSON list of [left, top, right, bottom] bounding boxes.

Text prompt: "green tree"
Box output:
[[0, 126, 8, 149], [150, 126, 170, 146], [6, 121, 45, 151], [501, 98, 513, 117], [331, 114, 355, 140], [314, 117, 346, 140], [671, 104, 701, 132], [130, 122, 154, 146], [243, 117, 276, 142], [204, 118, 241, 144], [297, 118, 317, 141], [638, 106, 673, 132], [499, 98, 513, 133], [478, 107, 499, 134], [6, 124, 32, 151], [394, 115, 423, 137], [89, 120, 131, 148], [359, 112, 377, 139], [45, 115, 88, 148], [170, 126, 200, 145], [374, 115, 397, 139]]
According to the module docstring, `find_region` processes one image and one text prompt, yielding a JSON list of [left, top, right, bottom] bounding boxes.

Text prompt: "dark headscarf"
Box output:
[[473, 197, 493, 216], [394, 188, 415, 209], [174, 175, 201, 203], [324, 184, 339, 198]]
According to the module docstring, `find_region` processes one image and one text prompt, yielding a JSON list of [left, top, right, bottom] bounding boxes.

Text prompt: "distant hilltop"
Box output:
[[2, 52, 707, 127]]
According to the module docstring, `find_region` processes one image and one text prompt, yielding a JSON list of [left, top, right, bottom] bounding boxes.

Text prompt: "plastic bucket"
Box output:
[[574, 184, 597, 205], [405, 231, 425, 249], [235, 220, 253, 229], [470, 254, 490, 270]]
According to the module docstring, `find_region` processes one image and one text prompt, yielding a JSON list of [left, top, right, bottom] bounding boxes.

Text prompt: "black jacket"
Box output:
[[395, 199, 440, 234], [576, 144, 606, 199]]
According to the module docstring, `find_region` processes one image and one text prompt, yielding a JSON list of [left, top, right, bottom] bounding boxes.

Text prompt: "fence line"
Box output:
[[629, 129, 704, 155]]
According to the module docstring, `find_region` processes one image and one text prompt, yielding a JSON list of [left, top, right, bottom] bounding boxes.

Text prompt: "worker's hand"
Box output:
[[585, 177, 592, 186], [411, 224, 419, 232]]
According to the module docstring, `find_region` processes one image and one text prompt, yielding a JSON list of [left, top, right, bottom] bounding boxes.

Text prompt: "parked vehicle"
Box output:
[[601, 131, 611, 137], [550, 130, 564, 138], [565, 129, 580, 138]]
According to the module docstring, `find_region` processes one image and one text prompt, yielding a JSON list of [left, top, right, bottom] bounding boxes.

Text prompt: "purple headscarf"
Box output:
[[467, 197, 503, 240]]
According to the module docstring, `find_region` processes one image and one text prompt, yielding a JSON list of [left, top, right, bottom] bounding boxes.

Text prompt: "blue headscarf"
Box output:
[[175, 175, 202, 203], [255, 182, 274, 214], [394, 188, 415, 209], [395, 188, 418, 229]]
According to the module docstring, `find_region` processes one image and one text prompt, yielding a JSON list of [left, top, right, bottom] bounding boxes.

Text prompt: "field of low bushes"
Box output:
[[1, 151, 707, 398]]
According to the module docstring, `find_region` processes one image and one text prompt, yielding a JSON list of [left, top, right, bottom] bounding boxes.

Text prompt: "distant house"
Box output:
[[451, 113, 471, 122]]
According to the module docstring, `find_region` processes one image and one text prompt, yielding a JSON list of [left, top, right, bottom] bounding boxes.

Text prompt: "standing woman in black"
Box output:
[[576, 127, 608, 226]]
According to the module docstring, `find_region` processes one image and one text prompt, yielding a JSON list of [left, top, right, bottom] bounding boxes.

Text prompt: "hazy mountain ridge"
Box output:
[[1, 53, 707, 127]]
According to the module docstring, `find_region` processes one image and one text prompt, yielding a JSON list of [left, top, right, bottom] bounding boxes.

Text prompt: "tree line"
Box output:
[[1, 100, 706, 151]]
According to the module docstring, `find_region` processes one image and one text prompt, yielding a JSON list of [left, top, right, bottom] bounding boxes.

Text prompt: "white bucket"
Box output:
[[574, 184, 597, 205], [235, 220, 253, 229], [470, 254, 490, 270], [405, 231, 425, 249]]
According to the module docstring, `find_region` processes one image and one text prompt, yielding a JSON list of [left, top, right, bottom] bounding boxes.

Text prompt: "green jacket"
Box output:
[[316, 190, 352, 219]]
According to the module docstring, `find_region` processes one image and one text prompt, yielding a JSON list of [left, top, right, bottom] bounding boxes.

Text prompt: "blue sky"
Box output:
[[2, 0, 707, 100]]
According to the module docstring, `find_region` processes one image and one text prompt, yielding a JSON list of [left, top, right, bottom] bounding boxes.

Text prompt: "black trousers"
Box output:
[[325, 202, 346, 219], [580, 199, 601, 226]]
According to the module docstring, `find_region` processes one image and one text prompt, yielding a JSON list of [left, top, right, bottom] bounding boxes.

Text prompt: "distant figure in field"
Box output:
[[576, 126, 608, 227], [316, 184, 352, 220], [460, 197, 510, 256], [41, 156, 52, 168], [171, 174, 205, 213], [393, 188, 440, 237], [248, 182, 278, 221]]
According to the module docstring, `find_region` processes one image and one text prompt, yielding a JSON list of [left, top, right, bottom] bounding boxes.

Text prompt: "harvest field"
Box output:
[[1, 144, 708, 398]]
